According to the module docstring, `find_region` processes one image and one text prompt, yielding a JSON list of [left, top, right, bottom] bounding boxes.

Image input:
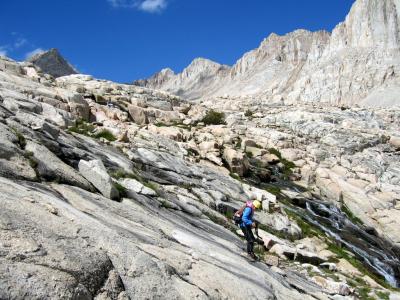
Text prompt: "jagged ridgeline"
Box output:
[[135, 0, 400, 107], [1, 0, 400, 299]]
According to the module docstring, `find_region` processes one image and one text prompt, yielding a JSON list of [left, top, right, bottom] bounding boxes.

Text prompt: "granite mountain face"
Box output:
[[27, 48, 77, 78], [136, 0, 400, 107]]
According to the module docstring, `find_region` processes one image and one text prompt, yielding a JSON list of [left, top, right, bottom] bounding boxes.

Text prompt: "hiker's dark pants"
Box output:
[[241, 225, 255, 254]]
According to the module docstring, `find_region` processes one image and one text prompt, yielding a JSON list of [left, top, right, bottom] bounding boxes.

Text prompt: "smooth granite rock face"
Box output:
[[1, 1, 400, 297], [136, 0, 400, 107]]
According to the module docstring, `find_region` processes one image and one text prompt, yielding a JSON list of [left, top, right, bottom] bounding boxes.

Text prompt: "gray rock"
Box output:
[[128, 105, 148, 125], [119, 178, 157, 197], [25, 141, 92, 189], [27, 48, 77, 78], [78, 159, 119, 200]]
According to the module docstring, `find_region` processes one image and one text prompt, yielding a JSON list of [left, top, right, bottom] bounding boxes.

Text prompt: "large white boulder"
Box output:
[[78, 159, 119, 200]]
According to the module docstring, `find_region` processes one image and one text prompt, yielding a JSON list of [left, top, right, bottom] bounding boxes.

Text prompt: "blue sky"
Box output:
[[0, 0, 355, 82]]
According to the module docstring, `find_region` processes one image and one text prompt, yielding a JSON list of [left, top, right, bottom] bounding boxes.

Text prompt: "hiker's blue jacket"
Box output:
[[241, 207, 253, 227]]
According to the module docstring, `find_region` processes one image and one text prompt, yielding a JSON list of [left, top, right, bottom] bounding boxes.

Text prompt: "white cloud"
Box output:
[[25, 48, 45, 59], [0, 46, 9, 57], [108, 0, 167, 13], [139, 0, 167, 13], [14, 38, 28, 49], [107, 0, 134, 8]]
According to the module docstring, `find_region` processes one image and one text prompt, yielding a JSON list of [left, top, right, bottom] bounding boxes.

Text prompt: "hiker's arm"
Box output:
[[242, 207, 253, 226]]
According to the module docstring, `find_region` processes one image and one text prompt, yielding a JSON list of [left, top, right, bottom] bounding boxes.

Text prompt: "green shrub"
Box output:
[[235, 137, 242, 149], [229, 173, 241, 181], [29, 157, 38, 169], [375, 291, 390, 300], [341, 204, 363, 225], [114, 182, 127, 198], [264, 185, 281, 195], [268, 148, 282, 158], [268, 147, 295, 177], [245, 151, 254, 158], [94, 129, 117, 142], [11, 128, 26, 149], [160, 200, 174, 209], [68, 120, 95, 136], [201, 110, 226, 125], [244, 110, 253, 117]]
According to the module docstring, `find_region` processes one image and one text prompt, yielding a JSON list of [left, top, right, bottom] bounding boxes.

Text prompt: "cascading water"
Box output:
[[248, 165, 400, 288], [285, 196, 400, 288]]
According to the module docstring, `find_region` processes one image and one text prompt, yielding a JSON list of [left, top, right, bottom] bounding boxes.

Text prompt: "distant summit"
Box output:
[[27, 48, 77, 78]]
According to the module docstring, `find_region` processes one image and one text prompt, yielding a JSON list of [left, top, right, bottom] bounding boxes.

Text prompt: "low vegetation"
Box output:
[[268, 147, 296, 177], [113, 182, 127, 198], [93, 129, 117, 141], [244, 109, 253, 118], [68, 119, 95, 136], [201, 110, 226, 125], [341, 204, 363, 225], [110, 168, 158, 194], [284, 208, 325, 239], [11, 128, 27, 149], [68, 119, 117, 142]]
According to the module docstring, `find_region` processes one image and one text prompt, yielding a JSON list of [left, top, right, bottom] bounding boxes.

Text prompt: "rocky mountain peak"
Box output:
[[181, 57, 229, 78], [326, 0, 400, 53], [136, 0, 400, 106], [27, 48, 77, 78]]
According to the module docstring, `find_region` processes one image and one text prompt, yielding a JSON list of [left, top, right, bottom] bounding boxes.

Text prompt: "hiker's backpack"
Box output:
[[233, 201, 254, 225]]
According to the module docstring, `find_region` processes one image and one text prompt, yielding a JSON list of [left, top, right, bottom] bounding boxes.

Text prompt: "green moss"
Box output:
[[186, 148, 199, 157], [154, 122, 168, 127], [244, 110, 253, 118], [180, 182, 193, 191], [160, 200, 174, 209], [357, 287, 374, 300], [68, 119, 95, 136], [113, 182, 127, 198], [23, 151, 34, 159], [341, 204, 363, 225], [204, 211, 237, 233], [267, 147, 295, 178], [229, 173, 241, 181], [28, 157, 38, 169], [154, 120, 191, 130], [245, 151, 254, 158], [11, 128, 26, 149], [284, 208, 325, 238], [268, 148, 282, 158], [110, 169, 158, 195], [253, 244, 266, 256], [263, 185, 281, 196], [94, 129, 117, 142], [327, 242, 394, 290], [235, 137, 242, 149], [201, 110, 226, 125], [375, 291, 390, 300]]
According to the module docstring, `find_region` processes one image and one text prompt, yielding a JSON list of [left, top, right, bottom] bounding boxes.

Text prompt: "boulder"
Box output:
[[223, 147, 249, 177], [119, 178, 157, 197], [25, 141, 92, 190], [311, 276, 351, 296], [68, 93, 90, 121], [128, 105, 148, 125], [78, 159, 119, 200]]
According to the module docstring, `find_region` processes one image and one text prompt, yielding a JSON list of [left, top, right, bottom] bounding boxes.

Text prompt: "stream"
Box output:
[[268, 181, 400, 288]]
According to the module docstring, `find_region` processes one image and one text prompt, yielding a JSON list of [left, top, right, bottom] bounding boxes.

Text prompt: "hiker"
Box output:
[[236, 195, 262, 260]]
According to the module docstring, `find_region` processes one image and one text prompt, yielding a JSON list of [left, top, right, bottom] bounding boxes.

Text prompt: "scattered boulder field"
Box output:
[[1, 52, 399, 299]]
